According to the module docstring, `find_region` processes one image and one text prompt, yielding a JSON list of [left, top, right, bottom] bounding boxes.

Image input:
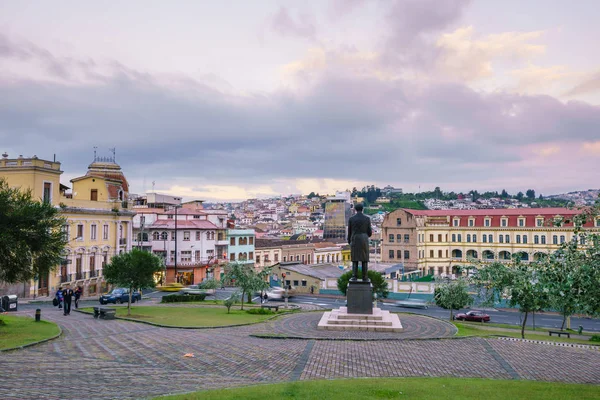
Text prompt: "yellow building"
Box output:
[[0, 153, 134, 297], [382, 208, 600, 277]]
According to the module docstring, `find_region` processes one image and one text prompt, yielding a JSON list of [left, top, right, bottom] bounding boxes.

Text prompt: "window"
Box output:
[[196, 231, 201, 240], [76, 224, 84, 240], [518, 218, 525, 227], [302, 280, 307, 287], [195, 250, 201, 260], [396, 218, 402, 226], [91, 224, 97, 240], [485, 219, 490, 227], [230, 253, 235, 261], [596, 219, 600, 227], [429, 234, 434, 242], [181, 251, 192, 262], [295, 255, 300, 261], [534, 235, 539, 244], [429, 250, 434, 258], [283, 256, 287, 262], [499, 235, 504, 243], [293, 280, 299, 287], [505, 235, 510, 243], [457, 234, 462, 242], [472, 234, 477, 243], [171, 232, 176, 241], [396, 234, 402, 242], [161, 231, 168, 240], [483, 235, 487, 243], [553, 235, 558, 244], [516, 235, 521, 244], [389, 234, 394, 243], [541, 235, 546, 244], [404, 250, 410, 259], [230, 237, 235, 246], [249, 251, 254, 259], [389, 250, 394, 259], [274, 254, 279, 262], [537, 218, 544, 227], [467, 234, 471, 243], [453, 219, 459, 227], [438, 234, 442, 242], [404, 234, 410, 243], [90, 189, 98, 201], [560, 235, 565, 244], [62, 224, 70, 241], [501, 219, 507, 227], [438, 250, 442, 258], [488, 234, 493, 243], [468, 219, 474, 227], [452, 234, 456, 242], [103, 224, 109, 240], [206, 249, 214, 257], [523, 235, 528, 244], [249, 237, 254, 245], [183, 231, 190, 241], [217, 232, 224, 241], [43, 182, 52, 203], [397, 250, 402, 259]]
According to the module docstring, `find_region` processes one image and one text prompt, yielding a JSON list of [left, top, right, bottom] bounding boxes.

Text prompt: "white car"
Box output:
[[180, 285, 215, 296], [263, 287, 294, 300]]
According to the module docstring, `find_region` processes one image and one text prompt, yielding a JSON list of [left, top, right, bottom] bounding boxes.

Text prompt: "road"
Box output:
[[20, 288, 600, 332]]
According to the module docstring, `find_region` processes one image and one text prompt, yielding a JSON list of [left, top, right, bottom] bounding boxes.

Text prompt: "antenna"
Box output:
[[152, 181, 156, 193], [109, 147, 116, 162], [93, 146, 98, 161]]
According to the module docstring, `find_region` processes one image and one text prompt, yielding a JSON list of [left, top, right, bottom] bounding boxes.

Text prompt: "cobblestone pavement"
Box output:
[[1, 308, 599, 400]]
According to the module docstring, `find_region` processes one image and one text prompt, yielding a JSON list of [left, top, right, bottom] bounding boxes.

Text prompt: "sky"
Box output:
[[1, 0, 599, 201]]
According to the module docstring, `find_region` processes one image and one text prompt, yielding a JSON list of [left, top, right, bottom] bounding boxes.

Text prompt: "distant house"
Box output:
[[272, 262, 345, 294]]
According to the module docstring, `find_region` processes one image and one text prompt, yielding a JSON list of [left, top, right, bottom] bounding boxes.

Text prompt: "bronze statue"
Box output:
[[347, 203, 372, 281]]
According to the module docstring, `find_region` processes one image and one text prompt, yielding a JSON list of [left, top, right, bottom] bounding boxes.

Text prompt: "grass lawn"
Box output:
[[155, 377, 600, 400], [80, 306, 276, 327], [453, 322, 597, 345], [0, 315, 60, 350]]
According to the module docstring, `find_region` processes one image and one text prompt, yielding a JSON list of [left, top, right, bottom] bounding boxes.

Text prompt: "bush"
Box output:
[[246, 308, 275, 315], [590, 335, 600, 342], [161, 294, 206, 303]]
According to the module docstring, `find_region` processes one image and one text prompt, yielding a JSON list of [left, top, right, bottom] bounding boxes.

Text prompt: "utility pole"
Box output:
[[174, 206, 178, 282]]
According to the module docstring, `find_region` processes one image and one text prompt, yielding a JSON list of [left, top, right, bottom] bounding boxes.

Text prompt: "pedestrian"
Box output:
[[55, 287, 64, 310], [62, 286, 74, 315], [263, 293, 268, 303], [74, 286, 83, 308], [310, 286, 314, 295]]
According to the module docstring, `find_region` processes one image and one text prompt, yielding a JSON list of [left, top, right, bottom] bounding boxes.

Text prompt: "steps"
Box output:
[[317, 307, 403, 332]]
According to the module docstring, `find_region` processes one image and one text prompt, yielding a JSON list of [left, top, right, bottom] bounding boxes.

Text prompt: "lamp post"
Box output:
[[173, 205, 181, 283]]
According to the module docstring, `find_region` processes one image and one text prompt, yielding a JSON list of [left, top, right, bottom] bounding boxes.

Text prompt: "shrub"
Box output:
[[246, 308, 274, 315], [590, 335, 600, 342], [161, 294, 206, 303]]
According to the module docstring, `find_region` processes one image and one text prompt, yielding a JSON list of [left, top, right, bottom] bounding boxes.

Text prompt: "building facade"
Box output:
[[382, 208, 600, 277], [323, 198, 351, 240], [227, 229, 256, 266]]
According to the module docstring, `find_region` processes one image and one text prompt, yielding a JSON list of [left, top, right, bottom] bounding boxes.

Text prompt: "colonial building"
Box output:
[[0, 153, 134, 297], [313, 242, 343, 265], [382, 208, 600, 277], [227, 229, 256, 266]]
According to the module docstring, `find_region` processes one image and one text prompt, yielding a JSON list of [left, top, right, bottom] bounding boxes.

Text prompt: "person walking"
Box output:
[[62, 286, 74, 315], [55, 287, 64, 310], [74, 286, 83, 309]]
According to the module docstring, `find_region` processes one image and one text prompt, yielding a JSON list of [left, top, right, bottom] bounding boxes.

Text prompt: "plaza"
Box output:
[[1, 304, 598, 400]]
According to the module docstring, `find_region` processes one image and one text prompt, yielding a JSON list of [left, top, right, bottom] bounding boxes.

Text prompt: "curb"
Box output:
[[0, 322, 63, 352], [496, 336, 600, 350]]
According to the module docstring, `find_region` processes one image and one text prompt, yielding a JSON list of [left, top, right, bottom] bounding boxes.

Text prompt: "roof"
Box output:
[[277, 262, 344, 280], [147, 220, 218, 229], [384, 263, 404, 274], [164, 208, 205, 216], [133, 208, 165, 214], [401, 207, 581, 216]]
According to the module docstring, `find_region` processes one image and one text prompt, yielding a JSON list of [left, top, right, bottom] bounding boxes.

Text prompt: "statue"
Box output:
[[347, 203, 372, 282]]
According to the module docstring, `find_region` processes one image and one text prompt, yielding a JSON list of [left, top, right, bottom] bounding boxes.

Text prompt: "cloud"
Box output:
[[510, 64, 569, 94], [269, 7, 317, 40], [582, 141, 600, 154], [564, 70, 600, 97]]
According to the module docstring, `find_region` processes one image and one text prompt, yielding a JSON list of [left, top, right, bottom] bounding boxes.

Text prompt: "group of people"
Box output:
[[54, 286, 82, 315]]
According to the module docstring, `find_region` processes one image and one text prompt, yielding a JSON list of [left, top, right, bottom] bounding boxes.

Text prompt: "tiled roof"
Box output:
[[147, 220, 218, 229], [278, 262, 344, 280], [402, 207, 580, 216]]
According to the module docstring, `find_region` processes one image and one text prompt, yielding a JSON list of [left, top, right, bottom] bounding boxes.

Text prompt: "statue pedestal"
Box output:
[[347, 281, 373, 315], [317, 307, 403, 332]]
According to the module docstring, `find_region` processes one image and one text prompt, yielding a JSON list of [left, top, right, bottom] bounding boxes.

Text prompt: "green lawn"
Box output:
[[453, 322, 597, 345], [0, 315, 60, 350], [80, 306, 276, 327], [155, 377, 599, 400]]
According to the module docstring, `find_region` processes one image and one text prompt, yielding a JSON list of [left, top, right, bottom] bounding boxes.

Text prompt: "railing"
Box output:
[[119, 238, 127, 245], [75, 272, 83, 280], [89, 270, 96, 278], [60, 275, 70, 283]]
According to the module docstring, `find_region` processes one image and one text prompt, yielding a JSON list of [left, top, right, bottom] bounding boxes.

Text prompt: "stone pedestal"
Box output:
[[347, 281, 373, 314], [317, 307, 403, 332]]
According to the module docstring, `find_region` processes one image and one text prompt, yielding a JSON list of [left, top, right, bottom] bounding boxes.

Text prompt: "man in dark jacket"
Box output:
[[347, 203, 372, 282], [62, 286, 74, 315]]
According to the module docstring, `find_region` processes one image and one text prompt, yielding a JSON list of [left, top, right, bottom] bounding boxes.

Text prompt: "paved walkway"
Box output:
[[1, 307, 599, 400]]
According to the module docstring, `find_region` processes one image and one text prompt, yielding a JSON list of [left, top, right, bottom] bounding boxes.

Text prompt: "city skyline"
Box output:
[[1, 1, 599, 201]]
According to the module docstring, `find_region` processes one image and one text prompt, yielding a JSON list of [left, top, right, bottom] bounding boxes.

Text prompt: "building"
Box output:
[[313, 242, 343, 265], [323, 195, 351, 240], [227, 229, 256, 267], [272, 262, 344, 294], [254, 239, 282, 270], [382, 208, 600, 277], [0, 153, 134, 297]]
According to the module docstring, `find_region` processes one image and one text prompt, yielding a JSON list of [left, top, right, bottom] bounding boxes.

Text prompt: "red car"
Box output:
[[455, 310, 490, 322]]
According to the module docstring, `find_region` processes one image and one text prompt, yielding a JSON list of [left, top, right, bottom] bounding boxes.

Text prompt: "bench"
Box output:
[[93, 307, 117, 320], [261, 304, 279, 312], [548, 330, 570, 338]]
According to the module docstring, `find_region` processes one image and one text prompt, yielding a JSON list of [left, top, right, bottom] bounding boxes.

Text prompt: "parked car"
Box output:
[[99, 288, 141, 305], [263, 287, 295, 300], [393, 299, 429, 309], [179, 285, 215, 296], [455, 310, 490, 322]]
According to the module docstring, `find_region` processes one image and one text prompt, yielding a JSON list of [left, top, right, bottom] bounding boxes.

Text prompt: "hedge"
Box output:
[[161, 294, 206, 303]]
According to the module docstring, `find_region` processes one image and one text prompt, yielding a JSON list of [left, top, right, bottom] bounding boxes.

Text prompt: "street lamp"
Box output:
[[172, 205, 182, 283]]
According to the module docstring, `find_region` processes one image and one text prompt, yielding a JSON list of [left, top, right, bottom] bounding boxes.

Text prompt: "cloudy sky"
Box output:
[[1, 1, 599, 201]]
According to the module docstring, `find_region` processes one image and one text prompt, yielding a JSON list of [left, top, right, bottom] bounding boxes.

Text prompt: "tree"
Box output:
[[223, 291, 240, 314], [501, 189, 509, 198], [434, 278, 473, 321], [337, 270, 389, 300], [526, 189, 536, 200], [516, 191, 524, 201], [222, 262, 271, 310], [103, 249, 163, 316], [0, 179, 67, 284]]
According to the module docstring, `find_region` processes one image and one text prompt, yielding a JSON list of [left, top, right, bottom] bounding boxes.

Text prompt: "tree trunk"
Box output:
[[241, 290, 245, 310], [561, 313, 567, 330], [450, 308, 453, 321], [521, 311, 528, 339], [128, 287, 132, 316]]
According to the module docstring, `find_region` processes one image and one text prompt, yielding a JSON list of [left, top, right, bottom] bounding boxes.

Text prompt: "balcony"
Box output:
[[75, 272, 83, 280]]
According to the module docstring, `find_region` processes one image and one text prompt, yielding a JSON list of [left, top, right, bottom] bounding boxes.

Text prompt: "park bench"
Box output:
[[548, 330, 570, 338], [261, 304, 279, 312], [93, 307, 117, 320]]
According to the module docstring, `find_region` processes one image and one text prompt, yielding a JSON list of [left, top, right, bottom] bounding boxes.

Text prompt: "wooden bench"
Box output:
[[261, 304, 279, 312], [548, 330, 570, 338], [94, 307, 117, 320]]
